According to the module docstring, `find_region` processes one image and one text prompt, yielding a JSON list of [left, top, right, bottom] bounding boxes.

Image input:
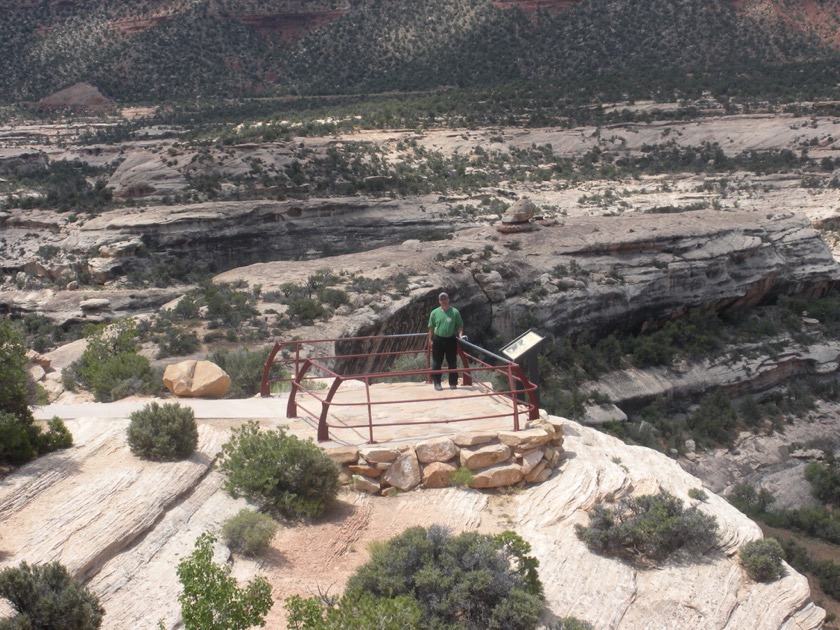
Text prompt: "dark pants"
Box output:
[[432, 335, 459, 387]]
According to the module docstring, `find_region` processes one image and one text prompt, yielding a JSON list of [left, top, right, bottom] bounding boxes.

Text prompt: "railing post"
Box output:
[[364, 377, 375, 444], [507, 365, 520, 431], [456, 340, 473, 386], [260, 341, 282, 397], [286, 365, 302, 419], [425, 335, 432, 384], [510, 363, 540, 421], [318, 376, 343, 442]]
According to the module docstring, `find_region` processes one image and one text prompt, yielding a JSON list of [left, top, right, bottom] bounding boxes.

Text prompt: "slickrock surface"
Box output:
[[518, 422, 823, 629], [1, 393, 825, 629]]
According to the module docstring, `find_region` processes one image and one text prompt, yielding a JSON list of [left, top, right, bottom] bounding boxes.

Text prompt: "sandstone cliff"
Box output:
[[213, 210, 840, 373], [0, 398, 822, 629]]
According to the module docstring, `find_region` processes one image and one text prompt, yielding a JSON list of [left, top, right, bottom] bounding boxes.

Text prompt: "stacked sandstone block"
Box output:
[[324, 417, 564, 495]]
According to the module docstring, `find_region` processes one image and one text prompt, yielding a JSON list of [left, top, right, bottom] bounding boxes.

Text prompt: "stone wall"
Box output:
[[323, 417, 564, 495]]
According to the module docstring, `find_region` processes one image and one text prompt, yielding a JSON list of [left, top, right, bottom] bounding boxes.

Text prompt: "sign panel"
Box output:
[[500, 329, 545, 361]]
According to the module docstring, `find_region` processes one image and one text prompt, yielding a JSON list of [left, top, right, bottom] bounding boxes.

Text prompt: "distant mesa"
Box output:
[[36, 82, 114, 113]]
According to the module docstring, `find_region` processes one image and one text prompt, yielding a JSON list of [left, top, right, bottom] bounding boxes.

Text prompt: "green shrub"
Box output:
[[285, 592, 422, 630], [814, 558, 840, 600], [687, 389, 738, 447], [0, 319, 34, 423], [210, 346, 276, 398], [761, 505, 840, 546], [218, 421, 339, 519], [127, 402, 198, 461], [0, 411, 38, 465], [156, 325, 200, 359], [69, 320, 156, 402], [288, 298, 326, 324], [739, 538, 785, 582], [727, 483, 776, 516], [0, 320, 73, 465], [451, 466, 475, 487], [804, 454, 840, 505], [0, 413, 72, 467], [202, 283, 259, 329], [547, 619, 595, 630], [575, 491, 719, 563], [222, 509, 279, 557], [344, 526, 543, 630], [37, 417, 74, 453], [0, 561, 104, 629], [318, 287, 348, 309], [687, 487, 708, 501], [177, 533, 272, 630]]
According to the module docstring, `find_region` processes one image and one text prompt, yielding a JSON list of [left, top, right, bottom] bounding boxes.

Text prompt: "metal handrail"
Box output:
[[260, 333, 540, 443]]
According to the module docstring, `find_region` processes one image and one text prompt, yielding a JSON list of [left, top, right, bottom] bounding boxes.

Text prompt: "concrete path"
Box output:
[[34, 381, 529, 447]]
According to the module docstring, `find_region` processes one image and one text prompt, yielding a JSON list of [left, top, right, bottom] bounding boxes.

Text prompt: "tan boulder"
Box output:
[[498, 428, 551, 448], [453, 431, 497, 447], [352, 475, 380, 494], [80, 297, 111, 311], [382, 448, 421, 491], [26, 349, 51, 369], [460, 443, 511, 470], [502, 198, 537, 223], [525, 464, 552, 483], [323, 445, 359, 465], [415, 437, 458, 463], [471, 463, 523, 489], [520, 449, 545, 475], [360, 447, 400, 463], [348, 464, 382, 478], [544, 446, 563, 467], [422, 462, 457, 488], [163, 360, 231, 398], [27, 364, 46, 383]]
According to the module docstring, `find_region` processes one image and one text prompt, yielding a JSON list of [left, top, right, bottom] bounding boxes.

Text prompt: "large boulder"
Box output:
[[382, 448, 421, 491], [163, 360, 231, 398]]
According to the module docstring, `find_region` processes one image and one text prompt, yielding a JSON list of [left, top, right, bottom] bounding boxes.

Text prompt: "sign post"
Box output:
[[500, 329, 546, 409]]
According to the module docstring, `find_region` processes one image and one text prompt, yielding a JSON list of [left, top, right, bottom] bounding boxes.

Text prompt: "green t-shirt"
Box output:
[[428, 306, 463, 338]]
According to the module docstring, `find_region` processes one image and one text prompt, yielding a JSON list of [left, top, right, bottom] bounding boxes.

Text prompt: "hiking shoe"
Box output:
[[449, 384, 458, 390], [434, 383, 443, 391]]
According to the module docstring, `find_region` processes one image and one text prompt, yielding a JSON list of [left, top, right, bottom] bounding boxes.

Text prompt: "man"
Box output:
[[428, 292, 464, 391]]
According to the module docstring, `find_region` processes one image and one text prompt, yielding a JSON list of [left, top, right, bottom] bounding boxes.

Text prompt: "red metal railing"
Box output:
[[260, 333, 540, 443]]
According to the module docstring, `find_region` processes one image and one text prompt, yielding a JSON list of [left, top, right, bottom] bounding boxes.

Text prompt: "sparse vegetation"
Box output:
[[728, 482, 840, 598], [294, 525, 545, 630], [450, 466, 475, 487], [688, 487, 708, 501], [575, 491, 719, 563], [1, 318, 73, 466], [739, 538, 785, 582], [218, 421, 339, 520], [222, 509, 279, 558], [177, 533, 273, 630], [285, 591, 422, 630], [804, 454, 840, 506], [0, 561, 105, 630], [126, 402, 199, 462], [65, 319, 158, 402], [209, 346, 277, 398]]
